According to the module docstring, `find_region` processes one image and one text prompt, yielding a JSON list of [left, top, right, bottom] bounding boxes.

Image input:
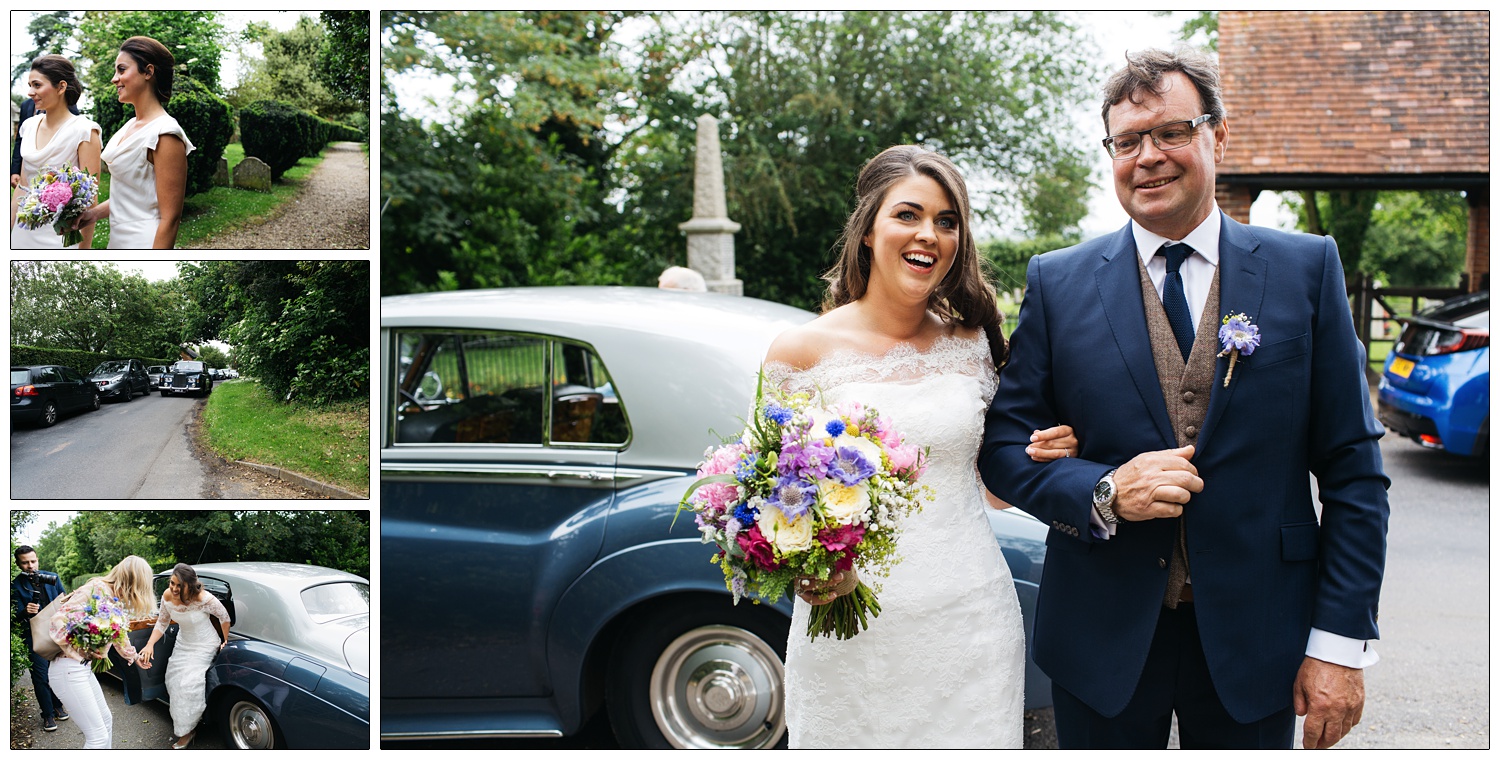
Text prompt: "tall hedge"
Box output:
[[239, 100, 305, 180], [11, 344, 177, 379], [168, 76, 234, 196]]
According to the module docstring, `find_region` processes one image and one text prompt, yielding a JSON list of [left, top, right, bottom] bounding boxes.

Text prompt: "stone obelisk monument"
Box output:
[[679, 114, 743, 295]]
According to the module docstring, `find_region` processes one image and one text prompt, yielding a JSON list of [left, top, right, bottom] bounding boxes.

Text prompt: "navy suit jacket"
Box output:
[[12, 570, 66, 645], [979, 213, 1390, 723]]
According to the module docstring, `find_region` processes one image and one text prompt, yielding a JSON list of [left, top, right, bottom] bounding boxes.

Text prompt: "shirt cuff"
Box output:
[[1306, 628, 1379, 669], [1088, 506, 1117, 540]]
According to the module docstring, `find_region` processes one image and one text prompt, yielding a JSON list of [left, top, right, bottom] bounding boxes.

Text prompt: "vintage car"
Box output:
[[159, 360, 214, 397], [108, 562, 370, 749], [379, 287, 1052, 748], [88, 359, 153, 401], [11, 365, 100, 427]]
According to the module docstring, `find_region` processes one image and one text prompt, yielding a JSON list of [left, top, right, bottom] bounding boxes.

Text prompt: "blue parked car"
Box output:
[[379, 287, 1052, 748], [109, 562, 370, 749], [1378, 291, 1489, 457]]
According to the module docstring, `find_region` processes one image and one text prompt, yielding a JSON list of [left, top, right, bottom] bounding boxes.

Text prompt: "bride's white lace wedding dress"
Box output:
[[770, 332, 1025, 748], [154, 593, 230, 737]]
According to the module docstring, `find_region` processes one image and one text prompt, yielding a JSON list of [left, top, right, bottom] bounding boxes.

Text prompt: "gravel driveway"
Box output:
[[184, 141, 370, 250]]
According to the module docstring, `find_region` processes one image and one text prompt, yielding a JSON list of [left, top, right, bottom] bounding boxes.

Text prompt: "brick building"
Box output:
[[1216, 11, 1489, 291]]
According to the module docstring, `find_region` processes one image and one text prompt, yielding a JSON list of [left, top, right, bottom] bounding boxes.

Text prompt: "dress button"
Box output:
[[1158, 558, 1167, 569], [1182, 391, 1195, 404], [1185, 425, 1198, 438]]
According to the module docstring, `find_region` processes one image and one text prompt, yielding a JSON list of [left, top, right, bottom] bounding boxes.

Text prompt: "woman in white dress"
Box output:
[[46, 556, 155, 749], [138, 563, 231, 749], [11, 55, 101, 249], [765, 146, 1077, 748], [75, 36, 194, 249]]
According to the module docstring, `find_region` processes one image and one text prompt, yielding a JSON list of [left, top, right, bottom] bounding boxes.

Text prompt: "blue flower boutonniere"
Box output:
[[1217, 313, 1261, 387]]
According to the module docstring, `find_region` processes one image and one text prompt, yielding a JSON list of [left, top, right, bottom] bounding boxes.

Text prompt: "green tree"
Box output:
[[229, 16, 352, 122], [1160, 11, 1218, 51], [9, 261, 158, 355], [76, 11, 226, 142], [196, 344, 230, 369], [1361, 191, 1468, 286], [12, 12, 79, 86], [317, 11, 370, 112]]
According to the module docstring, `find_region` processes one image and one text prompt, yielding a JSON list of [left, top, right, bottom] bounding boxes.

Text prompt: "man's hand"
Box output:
[[25, 602, 39, 615], [1111, 445, 1202, 521], [1293, 656, 1365, 749], [10, 174, 21, 189]]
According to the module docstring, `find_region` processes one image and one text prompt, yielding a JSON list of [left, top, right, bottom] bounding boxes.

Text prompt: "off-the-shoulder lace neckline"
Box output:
[[766, 330, 987, 377]]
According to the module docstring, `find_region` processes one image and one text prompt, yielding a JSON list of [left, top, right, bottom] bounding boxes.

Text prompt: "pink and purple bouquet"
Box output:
[[16, 163, 99, 248], [678, 370, 930, 640], [63, 591, 130, 673]]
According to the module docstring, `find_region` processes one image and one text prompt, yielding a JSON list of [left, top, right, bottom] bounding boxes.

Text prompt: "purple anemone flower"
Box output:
[[766, 474, 816, 519]]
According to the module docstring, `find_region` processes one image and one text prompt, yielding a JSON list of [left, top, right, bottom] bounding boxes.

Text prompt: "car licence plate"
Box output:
[[1389, 357, 1416, 379]]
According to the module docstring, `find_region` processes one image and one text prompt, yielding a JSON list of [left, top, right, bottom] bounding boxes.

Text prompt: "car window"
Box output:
[[394, 331, 548, 444], [551, 341, 629, 445], [94, 361, 128, 374], [11, 370, 31, 385], [300, 582, 370, 622], [38, 367, 61, 383], [61, 368, 84, 383]]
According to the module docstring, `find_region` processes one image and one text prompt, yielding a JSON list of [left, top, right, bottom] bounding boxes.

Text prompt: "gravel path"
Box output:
[[184, 142, 370, 249]]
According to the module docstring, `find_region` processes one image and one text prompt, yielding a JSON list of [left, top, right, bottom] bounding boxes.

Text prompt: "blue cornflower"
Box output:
[[824, 419, 846, 438], [764, 404, 794, 426], [734, 453, 760, 483], [733, 503, 760, 525]]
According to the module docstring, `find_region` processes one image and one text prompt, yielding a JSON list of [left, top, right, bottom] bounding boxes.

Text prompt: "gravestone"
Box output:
[[232, 156, 272, 193], [678, 114, 743, 295], [212, 158, 230, 187]]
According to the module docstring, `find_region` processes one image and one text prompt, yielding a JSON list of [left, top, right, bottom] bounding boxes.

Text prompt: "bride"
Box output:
[[764, 145, 1076, 748], [11, 55, 101, 249], [75, 36, 194, 249], [138, 563, 230, 749]]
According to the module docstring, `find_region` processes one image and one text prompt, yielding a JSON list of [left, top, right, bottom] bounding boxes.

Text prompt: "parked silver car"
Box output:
[[379, 287, 1051, 748]]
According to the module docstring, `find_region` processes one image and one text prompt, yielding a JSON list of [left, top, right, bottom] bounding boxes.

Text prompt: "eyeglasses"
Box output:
[[1103, 114, 1214, 160]]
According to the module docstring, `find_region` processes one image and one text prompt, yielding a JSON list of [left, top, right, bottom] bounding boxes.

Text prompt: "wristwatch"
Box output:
[[1093, 469, 1120, 524]]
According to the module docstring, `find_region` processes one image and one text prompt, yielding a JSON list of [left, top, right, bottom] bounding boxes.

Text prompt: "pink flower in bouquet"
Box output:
[[817, 522, 866, 553], [886, 443, 926, 477], [693, 443, 746, 515], [39, 180, 73, 213], [736, 524, 781, 571]]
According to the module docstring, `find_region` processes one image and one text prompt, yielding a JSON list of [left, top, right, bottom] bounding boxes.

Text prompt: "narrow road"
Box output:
[[11, 391, 209, 499], [184, 141, 370, 249], [14, 668, 227, 750]]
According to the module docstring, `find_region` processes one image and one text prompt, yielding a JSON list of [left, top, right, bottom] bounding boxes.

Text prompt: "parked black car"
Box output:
[[11, 365, 101, 427], [89, 359, 153, 402], [159, 360, 214, 397]]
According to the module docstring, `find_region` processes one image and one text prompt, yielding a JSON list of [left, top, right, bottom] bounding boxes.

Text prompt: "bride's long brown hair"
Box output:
[[822, 145, 1008, 368]]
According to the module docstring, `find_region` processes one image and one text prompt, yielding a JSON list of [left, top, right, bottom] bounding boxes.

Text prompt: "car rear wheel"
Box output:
[[217, 692, 282, 749], [606, 602, 788, 749], [39, 400, 59, 427], [89, 392, 100, 412]]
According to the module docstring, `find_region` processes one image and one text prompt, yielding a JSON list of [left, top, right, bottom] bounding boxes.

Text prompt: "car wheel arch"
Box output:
[[211, 685, 285, 749]]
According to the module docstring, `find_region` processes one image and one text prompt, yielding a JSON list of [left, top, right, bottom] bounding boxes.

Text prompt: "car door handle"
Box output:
[[547, 470, 613, 482]]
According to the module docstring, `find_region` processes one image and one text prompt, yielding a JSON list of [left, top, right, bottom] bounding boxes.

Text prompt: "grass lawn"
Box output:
[[86, 143, 327, 249], [200, 380, 369, 496]]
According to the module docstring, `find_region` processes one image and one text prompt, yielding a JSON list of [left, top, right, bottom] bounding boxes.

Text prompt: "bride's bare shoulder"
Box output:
[[764, 308, 861, 370]]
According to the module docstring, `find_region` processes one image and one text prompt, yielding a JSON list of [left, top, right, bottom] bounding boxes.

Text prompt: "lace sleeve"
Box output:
[[153, 600, 176, 637], [204, 594, 230, 625]]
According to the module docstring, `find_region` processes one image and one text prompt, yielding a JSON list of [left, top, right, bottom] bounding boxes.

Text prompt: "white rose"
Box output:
[[819, 478, 871, 525], [758, 505, 815, 554]]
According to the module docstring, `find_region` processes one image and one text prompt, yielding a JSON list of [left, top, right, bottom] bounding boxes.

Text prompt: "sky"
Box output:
[[10, 11, 315, 111], [16, 511, 76, 548]]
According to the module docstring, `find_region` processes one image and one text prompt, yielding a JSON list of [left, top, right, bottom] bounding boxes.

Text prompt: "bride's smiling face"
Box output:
[[26, 70, 65, 112], [862, 173, 961, 304], [111, 52, 151, 105]]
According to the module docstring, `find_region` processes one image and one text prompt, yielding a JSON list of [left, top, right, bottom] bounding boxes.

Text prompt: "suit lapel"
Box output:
[[1095, 222, 1176, 449], [1196, 213, 1267, 454]]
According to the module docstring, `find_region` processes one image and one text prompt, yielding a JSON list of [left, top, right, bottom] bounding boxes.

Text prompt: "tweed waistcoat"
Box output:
[[1136, 256, 1221, 608]]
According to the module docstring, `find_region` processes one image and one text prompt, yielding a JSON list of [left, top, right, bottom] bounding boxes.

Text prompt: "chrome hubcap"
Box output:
[[648, 625, 784, 748], [229, 702, 274, 749]]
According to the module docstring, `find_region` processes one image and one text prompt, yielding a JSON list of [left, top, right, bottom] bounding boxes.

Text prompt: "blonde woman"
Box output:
[[47, 556, 156, 749]]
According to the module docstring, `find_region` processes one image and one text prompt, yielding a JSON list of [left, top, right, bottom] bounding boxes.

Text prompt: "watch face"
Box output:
[[1093, 478, 1112, 505]]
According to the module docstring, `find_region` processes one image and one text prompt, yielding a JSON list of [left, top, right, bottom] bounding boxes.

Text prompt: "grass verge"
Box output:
[[200, 380, 369, 496], [85, 143, 329, 249]]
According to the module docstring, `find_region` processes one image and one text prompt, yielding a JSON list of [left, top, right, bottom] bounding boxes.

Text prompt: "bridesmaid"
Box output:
[[76, 36, 194, 249], [11, 55, 101, 249]]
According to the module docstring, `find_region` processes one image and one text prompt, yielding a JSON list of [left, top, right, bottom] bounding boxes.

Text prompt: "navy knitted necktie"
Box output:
[[1156, 242, 1196, 361]]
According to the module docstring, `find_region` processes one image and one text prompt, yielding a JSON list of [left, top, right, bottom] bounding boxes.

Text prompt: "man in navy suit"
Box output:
[[980, 48, 1388, 749], [13, 545, 70, 732]]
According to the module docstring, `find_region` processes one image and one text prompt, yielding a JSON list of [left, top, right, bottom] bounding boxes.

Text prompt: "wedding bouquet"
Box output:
[[62, 591, 131, 673], [678, 370, 930, 641], [15, 163, 99, 248]]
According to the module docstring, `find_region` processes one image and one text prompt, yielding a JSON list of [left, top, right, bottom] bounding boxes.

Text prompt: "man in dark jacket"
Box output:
[[13, 545, 70, 731]]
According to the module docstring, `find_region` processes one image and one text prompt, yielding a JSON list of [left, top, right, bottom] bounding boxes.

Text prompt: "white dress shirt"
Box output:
[[1088, 207, 1378, 669]]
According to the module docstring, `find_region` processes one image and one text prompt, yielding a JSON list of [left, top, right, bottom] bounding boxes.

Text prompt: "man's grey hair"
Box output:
[[658, 266, 708, 292], [1101, 47, 1226, 134]]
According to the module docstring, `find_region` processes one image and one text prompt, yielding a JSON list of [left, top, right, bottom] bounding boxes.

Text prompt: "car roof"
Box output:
[[1418, 290, 1488, 323], [185, 561, 367, 590], [381, 287, 816, 469]]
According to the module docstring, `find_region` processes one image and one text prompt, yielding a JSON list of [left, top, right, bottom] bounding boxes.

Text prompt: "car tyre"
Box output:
[[216, 691, 282, 749], [39, 400, 59, 428], [89, 392, 100, 412], [122, 386, 133, 402], [606, 601, 788, 749]]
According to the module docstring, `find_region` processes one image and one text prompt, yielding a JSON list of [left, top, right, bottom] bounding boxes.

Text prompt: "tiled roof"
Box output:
[[1218, 11, 1488, 177]]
